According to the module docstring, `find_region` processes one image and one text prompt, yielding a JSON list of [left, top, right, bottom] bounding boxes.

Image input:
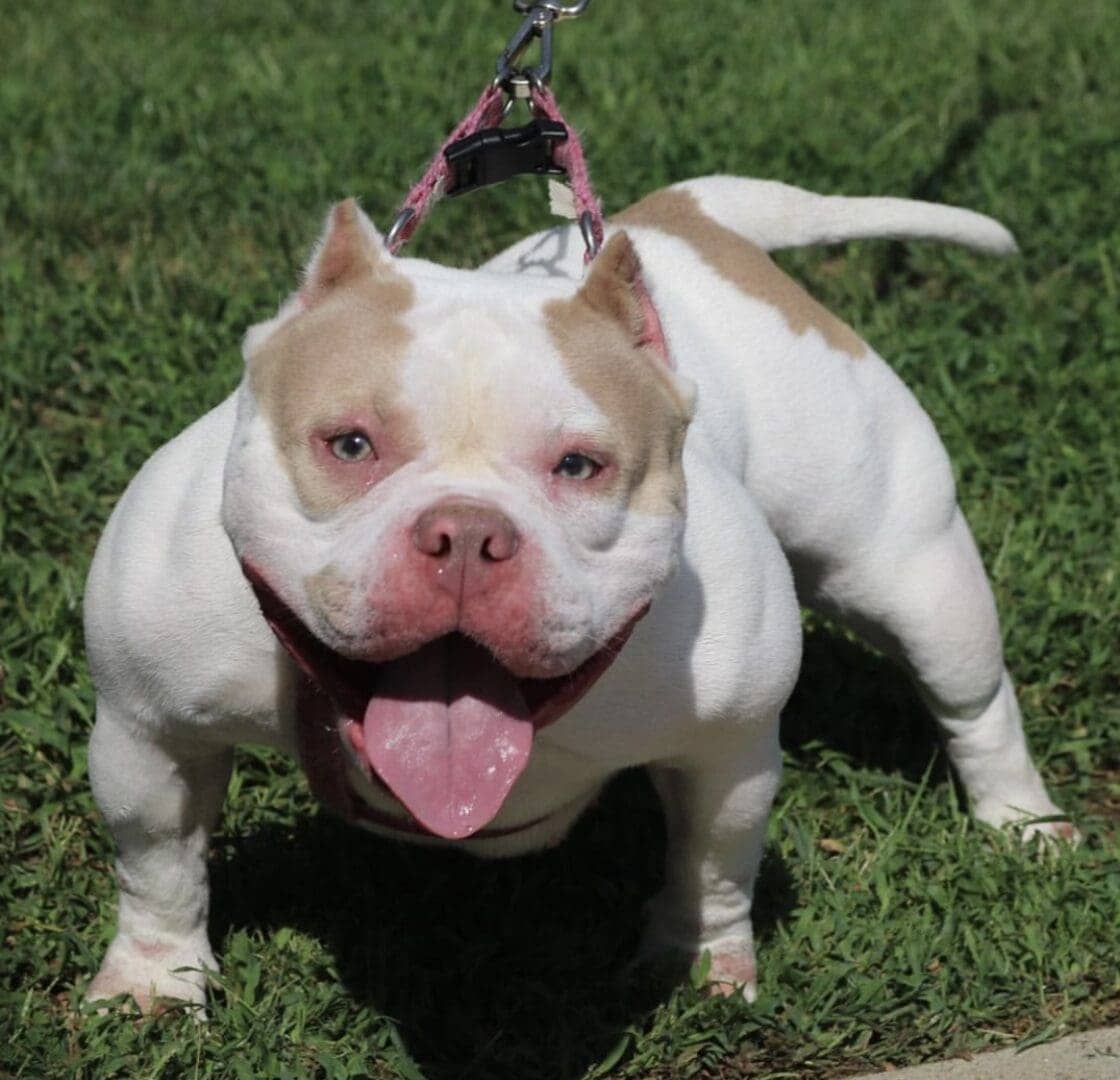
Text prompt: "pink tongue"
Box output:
[[362, 636, 533, 839]]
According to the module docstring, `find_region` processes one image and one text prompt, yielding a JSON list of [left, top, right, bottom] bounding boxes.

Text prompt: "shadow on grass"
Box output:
[[783, 622, 950, 788], [210, 622, 940, 1080], [874, 50, 1003, 300], [211, 769, 680, 1080]]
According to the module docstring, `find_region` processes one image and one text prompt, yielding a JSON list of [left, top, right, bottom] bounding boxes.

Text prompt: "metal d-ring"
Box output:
[[578, 210, 599, 257], [386, 207, 415, 252], [502, 90, 538, 119]]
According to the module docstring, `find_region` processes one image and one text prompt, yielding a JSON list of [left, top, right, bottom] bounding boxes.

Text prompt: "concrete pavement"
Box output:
[[850, 1026, 1120, 1078]]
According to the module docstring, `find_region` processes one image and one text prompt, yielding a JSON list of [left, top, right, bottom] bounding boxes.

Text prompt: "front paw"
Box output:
[[639, 896, 758, 1002], [972, 798, 1081, 845], [698, 940, 757, 1001], [86, 933, 215, 1016]]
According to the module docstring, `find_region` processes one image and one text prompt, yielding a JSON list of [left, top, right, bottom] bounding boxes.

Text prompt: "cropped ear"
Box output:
[[577, 231, 673, 368], [299, 198, 389, 306], [243, 199, 405, 361]]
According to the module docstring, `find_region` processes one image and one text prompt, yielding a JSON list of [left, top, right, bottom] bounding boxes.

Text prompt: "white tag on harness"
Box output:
[[548, 179, 579, 220]]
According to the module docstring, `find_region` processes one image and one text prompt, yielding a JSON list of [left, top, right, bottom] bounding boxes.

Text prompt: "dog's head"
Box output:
[[222, 200, 695, 838]]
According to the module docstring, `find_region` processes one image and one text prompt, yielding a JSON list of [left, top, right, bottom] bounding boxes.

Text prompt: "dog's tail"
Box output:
[[673, 176, 1018, 255]]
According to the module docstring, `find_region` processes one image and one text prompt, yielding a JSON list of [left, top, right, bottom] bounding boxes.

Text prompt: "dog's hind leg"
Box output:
[[85, 702, 233, 1014], [796, 493, 1072, 842]]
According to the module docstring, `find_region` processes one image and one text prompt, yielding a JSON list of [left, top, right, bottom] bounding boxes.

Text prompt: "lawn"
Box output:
[[2, 0, 1118, 1077]]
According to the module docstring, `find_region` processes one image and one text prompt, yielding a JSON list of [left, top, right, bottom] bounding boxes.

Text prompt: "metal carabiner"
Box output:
[[495, 6, 556, 90], [496, 0, 591, 91], [386, 207, 415, 253]]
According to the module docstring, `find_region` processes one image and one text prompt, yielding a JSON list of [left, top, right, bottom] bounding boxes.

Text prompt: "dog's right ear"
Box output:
[[243, 199, 403, 360], [297, 198, 389, 306]]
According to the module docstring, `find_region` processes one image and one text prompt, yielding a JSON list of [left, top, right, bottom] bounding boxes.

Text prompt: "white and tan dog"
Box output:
[[83, 176, 1070, 1012]]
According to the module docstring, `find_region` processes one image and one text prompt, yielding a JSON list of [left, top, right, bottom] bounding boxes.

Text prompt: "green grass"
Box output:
[[2, 0, 1119, 1076]]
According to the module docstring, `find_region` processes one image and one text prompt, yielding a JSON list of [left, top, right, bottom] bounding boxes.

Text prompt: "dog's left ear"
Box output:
[[569, 231, 696, 417], [577, 231, 673, 368]]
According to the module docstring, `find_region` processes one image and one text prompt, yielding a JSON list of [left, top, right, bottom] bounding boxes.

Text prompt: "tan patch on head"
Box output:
[[248, 258, 418, 518], [545, 234, 693, 517], [615, 188, 867, 358]]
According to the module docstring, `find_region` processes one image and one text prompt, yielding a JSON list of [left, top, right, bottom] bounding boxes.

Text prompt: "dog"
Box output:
[[83, 176, 1071, 1013]]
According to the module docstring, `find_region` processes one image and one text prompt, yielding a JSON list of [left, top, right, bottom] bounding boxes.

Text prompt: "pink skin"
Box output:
[[244, 551, 650, 838], [707, 950, 757, 996], [133, 940, 171, 960], [634, 270, 671, 361], [307, 412, 410, 501], [538, 438, 616, 506], [355, 501, 561, 676]]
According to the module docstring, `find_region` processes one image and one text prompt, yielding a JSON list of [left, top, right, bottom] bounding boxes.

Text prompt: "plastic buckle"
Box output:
[[443, 119, 568, 198]]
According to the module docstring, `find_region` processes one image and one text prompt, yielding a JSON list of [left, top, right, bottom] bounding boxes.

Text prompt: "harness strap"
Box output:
[[385, 83, 507, 256], [386, 81, 604, 263], [530, 83, 605, 260]]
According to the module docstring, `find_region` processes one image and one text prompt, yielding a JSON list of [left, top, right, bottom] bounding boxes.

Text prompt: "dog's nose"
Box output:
[[413, 500, 520, 565]]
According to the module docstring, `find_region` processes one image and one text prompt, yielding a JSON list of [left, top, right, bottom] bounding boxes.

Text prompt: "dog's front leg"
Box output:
[[86, 703, 233, 1015], [642, 725, 782, 1001]]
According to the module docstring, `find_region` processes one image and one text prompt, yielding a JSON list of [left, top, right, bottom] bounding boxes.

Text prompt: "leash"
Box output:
[[385, 0, 605, 263]]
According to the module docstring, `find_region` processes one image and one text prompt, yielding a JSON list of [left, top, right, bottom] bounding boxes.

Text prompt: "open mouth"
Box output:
[[243, 563, 646, 840]]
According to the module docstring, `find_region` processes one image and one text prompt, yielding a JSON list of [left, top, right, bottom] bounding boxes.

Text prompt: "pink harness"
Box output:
[[385, 2, 605, 263]]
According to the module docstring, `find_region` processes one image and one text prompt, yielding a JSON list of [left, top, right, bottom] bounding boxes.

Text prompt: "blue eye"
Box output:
[[328, 432, 374, 462], [553, 452, 601, 481]]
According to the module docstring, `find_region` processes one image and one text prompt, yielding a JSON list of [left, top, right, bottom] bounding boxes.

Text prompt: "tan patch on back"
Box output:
[[615, 188, 868, 358], [248, 270, 418, 517], [545, 238, 692, 517]]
